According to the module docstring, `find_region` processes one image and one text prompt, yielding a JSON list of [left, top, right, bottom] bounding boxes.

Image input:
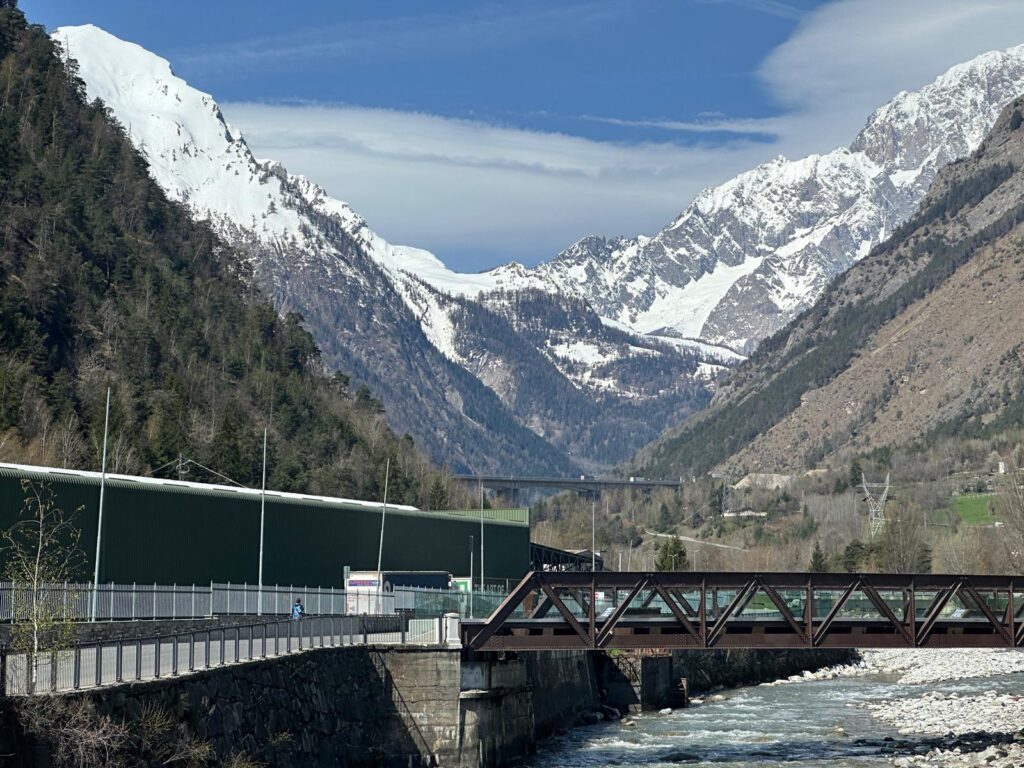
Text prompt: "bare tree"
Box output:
[[2, 479, 84, 692], [997, 457, 1024, 573], [57, 411, 85, 468], [875, 504, 932, 574]]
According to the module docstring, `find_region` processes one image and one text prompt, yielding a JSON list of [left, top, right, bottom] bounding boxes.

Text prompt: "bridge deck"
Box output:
[[460, 571, 1024, 651]]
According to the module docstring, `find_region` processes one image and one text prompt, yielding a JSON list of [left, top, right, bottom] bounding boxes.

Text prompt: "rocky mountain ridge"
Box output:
[[509, 43, 1024, 354], [637, 95, 1024, 477]]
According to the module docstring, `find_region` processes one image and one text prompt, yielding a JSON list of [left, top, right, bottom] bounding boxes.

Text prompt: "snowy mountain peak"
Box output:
[[503, 41, 1024, 352], [56, 23, 720, 472]]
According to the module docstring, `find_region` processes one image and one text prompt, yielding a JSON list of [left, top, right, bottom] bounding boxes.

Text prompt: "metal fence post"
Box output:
[[188, 632, 195, 672], [362, 616, 368, 645], [135, 638, 142, 681], [172, 584, 177, 620], [205, 630, 211, 669], [73, 642, 81, 689], [172, 635, 179, 676], [95, 642, 103, 687], [0, 644, 6, 696], [191, 585, 196, 619], [116, 639, 123, 683], [132, 582, 136, 620], [227, 581, 232, 615], [109, 581, 114, 620], [155, 637, 161, 679], [153, 583, 157, 620], [243, 583, 247, 615], [219, 629, 226, 666], [209, 581, 214, 617], [234, 627, 240, 663]]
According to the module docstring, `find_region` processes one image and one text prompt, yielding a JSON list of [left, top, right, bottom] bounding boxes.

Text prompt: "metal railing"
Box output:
[[1, 581, 510, 622], [1, 614, 447, 696], [0, 582, 347, 622]]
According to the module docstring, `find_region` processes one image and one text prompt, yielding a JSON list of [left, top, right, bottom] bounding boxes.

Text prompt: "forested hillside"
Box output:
[[637, 95, 1024, 479], [0, 7, 451, 506]]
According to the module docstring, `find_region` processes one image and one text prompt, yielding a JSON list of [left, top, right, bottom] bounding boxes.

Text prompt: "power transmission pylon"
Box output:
[[862, 473, 890, 538]]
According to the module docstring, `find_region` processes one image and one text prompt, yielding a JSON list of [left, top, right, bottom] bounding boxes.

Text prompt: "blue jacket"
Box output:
[[291, 603, 305, 620]]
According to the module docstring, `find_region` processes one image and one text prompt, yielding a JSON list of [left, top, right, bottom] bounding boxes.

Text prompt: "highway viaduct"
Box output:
[[454, 474, 681, 503]]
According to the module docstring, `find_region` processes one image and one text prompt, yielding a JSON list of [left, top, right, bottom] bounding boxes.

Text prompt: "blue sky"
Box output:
[[24, 0, 1024, 270]]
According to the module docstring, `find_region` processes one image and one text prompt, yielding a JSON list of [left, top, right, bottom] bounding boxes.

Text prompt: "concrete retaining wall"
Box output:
[[1, 646, 599, 768]]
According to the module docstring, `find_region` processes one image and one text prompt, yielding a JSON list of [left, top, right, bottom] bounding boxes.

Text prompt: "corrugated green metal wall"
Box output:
[[0, 468, 529, 587]]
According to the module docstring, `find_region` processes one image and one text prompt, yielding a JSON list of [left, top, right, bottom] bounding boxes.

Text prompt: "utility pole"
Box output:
[[469, 535, 474, 619], [375, 458, 391, 612], [479, 479, 485, 592], [591, 496, 596, 572], [257, 427, 268, 616], [90, 387, 111, 622]]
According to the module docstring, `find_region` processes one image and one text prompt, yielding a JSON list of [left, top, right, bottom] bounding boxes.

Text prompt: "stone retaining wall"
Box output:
[[673, 647, 857, 693], [0, 645, 599, 768]]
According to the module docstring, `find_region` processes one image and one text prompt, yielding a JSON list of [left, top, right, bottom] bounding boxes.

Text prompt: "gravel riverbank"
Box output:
[[860, 650, 1024, 767], [762, 648, 1024, 766]]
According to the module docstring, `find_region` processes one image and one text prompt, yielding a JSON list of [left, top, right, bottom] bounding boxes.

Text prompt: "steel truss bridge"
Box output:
[[460, 571, 1024, 651]]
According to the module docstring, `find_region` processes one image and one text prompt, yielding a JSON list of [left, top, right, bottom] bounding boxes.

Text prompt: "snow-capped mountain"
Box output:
[[55, 23, 1024, 472], [483, 44, 1024, 353], [54, 24, 715, 472]]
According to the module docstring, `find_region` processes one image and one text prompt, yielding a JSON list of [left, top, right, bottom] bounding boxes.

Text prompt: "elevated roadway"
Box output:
[[454, 475, 681, 501]]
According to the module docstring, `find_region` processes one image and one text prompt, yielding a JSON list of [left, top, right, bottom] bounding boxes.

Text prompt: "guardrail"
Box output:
[[0, 614, 448, 696]]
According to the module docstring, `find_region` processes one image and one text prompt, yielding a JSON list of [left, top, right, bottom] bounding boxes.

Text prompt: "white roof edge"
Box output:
[[0, 462, 420, 513]]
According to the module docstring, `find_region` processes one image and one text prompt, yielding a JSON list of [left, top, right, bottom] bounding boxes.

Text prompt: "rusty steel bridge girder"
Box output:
[[459, 571, 1024, 651]]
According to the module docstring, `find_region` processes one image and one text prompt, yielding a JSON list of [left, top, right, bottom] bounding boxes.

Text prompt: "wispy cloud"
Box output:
[[695, 0, 805, 21], [581, 113, 790, 137], [223, 102, 774, 267], [178, 1, 628, 75]]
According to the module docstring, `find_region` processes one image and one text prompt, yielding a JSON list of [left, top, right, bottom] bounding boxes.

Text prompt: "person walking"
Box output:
[[291, 598, 305, 620]]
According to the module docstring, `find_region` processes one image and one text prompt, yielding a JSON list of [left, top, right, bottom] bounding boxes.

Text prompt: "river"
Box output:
[[525, 664, 1024, 767]]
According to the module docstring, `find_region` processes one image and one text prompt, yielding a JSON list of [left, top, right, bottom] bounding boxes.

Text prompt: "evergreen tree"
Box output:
[[425, 475, 449, 511], [808, 541, 828, 573], [654, 536, 689, 571], [841, 540, 868, 572]]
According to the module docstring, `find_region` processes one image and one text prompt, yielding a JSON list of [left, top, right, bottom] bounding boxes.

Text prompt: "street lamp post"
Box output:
[[90, 387, 111, 623], [257, 427, 267, 616], [375, 458, 391, 613]]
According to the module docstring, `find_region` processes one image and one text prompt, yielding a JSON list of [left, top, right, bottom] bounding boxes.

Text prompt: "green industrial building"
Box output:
[[0, 463, 529, 588]]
